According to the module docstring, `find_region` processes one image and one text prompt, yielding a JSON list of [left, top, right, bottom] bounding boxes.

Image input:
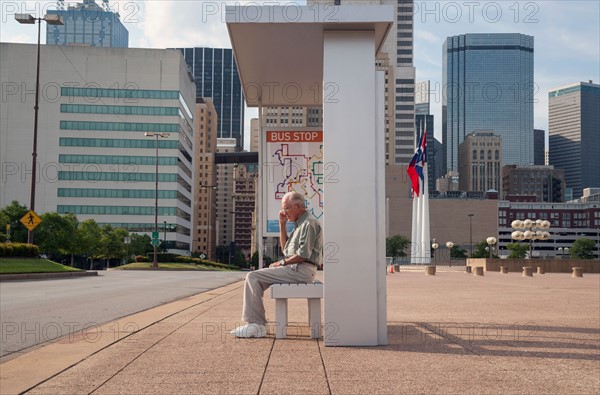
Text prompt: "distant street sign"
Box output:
[[20, 210, 42, 231], [200, 253, 207, 260], [151, 238, 161, 247], [152, 231, 159, 239]]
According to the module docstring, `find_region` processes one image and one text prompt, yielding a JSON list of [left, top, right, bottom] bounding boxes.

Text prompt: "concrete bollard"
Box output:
[[522, 266, 534, 277], [500, 266, 508, 274], [426, 266, 436, 275], [537, 266, 545, 275], [465, 266, 472, 274], [572, 267, 583, 278], [473, 267, 484, 276]]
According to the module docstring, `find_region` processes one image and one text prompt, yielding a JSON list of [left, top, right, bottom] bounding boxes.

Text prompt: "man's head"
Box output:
[[281, 191, 306, 222]]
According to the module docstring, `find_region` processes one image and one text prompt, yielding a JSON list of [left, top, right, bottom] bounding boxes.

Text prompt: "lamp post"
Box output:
[[145, 132, 170, 269], [15, 13, 64, 244], [511, 219, 551, 259], [200, 184, 217, 260], [124, 236, 130, 265], [445, 241, 454, 267], [486, 237, 497, 259], [431, 239, 439, 265], [557, 246, 569, 259], [468, 213, 474, 257]]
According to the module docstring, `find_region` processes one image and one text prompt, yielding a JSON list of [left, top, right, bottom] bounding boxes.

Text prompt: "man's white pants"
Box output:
[[242, 263, 316, 325]]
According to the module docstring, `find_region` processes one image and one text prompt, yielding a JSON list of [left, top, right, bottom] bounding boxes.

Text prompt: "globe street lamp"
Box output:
[[445, 241, 454, 267], [486, 237, 497, 259], [557, 246, 569, 259], [145, 132, 170, 269], [468, 213, 474, 257], [15, 13, 64, 244], [431, 239, 439, 265], [511, 219, 551, 259]]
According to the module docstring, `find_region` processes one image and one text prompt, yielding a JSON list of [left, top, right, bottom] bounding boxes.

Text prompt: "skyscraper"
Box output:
[[179, 47, 245, 149], [307, 0, 415, 165], [46, 0, 129, 48], [534, 129, 545, 166], [443, 33, 534, 173], [0, 43, 195, 253], [549, 81, 600, 199]]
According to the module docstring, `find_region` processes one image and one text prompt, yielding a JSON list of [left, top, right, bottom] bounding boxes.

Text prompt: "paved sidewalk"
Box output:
[[1, 270, 599, 394]]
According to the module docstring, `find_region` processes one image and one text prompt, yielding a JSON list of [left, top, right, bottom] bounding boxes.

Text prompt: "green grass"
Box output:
[[0, 258, 82, 274], [114, 262, 238, 271]]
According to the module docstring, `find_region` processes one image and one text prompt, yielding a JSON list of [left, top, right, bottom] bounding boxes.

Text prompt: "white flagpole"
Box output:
[[421, 162, 431, 264], [411, 189, 418, 264]]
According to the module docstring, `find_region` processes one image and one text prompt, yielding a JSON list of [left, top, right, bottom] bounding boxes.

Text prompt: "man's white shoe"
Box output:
[[230, 323, 267, 338]]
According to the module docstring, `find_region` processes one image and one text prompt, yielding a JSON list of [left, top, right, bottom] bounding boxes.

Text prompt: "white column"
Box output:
[[323, 30, 386, 346]]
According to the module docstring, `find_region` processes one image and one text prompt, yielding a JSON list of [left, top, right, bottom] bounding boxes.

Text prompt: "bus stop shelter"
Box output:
[[227, 4, 393, 346]]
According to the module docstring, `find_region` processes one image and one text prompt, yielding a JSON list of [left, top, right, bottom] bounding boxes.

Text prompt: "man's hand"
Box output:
[[279, 210, 287, 224], [269, 259, 285, 268]]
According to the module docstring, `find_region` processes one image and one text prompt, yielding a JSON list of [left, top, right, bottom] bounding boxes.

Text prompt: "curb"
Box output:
[[0, 271, 98, 282]]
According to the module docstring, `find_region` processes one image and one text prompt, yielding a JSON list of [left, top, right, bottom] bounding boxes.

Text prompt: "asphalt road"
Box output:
[[0, 270, 247, 361]]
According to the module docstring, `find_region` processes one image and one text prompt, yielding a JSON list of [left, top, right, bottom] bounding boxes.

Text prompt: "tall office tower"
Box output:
[[501, 165, 565, 202], [415, 81, 430, 115], [308, 0, 415, 164], [192, 98, 218, 259], [46, 0, 129, 47], [232, 164, 258, 254], [178, 47, 245, 149], [261, 107, 323, 128], [216, 139, 237, 248], [443, 33, 534, 173], [458, 132, 502, 193], [250, 118, 260, 153], [415, 114, 436, 191], [534, 129, 545, 166], [0, 43, 195, 253], [549, 81, 600, 199]]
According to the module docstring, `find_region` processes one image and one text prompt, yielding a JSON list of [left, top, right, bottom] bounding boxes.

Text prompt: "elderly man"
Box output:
[[231, 191, 322, 338]]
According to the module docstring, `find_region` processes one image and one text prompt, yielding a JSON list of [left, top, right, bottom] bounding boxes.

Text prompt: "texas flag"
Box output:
[[407, 126, 427, 197]]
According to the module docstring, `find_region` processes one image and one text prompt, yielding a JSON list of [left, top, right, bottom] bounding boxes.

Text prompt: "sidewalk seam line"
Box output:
[[90, 291, 243, 395], [317, 339, 333, 395], [256, 338, 276, 395], [21, 284, 242, 395]]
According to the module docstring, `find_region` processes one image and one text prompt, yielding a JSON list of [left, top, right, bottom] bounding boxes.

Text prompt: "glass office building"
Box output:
[[442, 33, 534, 173], [549, 81, 600, 199], [46, 0, 129, 48], [178, 48, 245, 149]]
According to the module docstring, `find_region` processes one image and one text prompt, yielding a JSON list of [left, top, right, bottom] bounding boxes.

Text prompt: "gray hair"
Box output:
[[283, 191, 306, 208]]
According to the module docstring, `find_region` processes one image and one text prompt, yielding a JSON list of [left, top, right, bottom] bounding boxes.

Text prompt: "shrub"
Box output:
[[147, 253, 180, 263], [0, 243, 39, 257], [135, 255, 150, 262]]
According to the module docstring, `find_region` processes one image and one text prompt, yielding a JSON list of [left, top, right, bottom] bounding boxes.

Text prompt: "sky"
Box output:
[[1, 0, 599, 149]]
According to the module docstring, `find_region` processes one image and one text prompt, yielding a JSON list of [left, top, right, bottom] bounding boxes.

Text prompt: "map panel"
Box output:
[[264, 130, 323, 235]]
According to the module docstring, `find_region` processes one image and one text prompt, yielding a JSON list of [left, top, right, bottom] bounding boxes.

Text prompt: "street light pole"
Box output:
[[15, 13, 63, 244], [145, 132, 170, 269], [468, 213, 474, 257]]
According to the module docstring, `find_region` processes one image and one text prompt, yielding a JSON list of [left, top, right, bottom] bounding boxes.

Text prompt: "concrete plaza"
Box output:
[[1, 268, 598, 394]]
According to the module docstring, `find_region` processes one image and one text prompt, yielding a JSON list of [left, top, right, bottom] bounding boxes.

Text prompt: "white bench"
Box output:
[[270, 281, 324, 339]]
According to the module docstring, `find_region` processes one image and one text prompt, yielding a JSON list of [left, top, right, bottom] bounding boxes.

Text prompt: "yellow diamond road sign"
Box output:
[[20, 210, 42, 231]]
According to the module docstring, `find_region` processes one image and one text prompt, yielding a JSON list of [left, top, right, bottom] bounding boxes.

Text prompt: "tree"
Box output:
[[471, 240, 498, 258], [35, 212, 77, 259], [0, 201, 29, 243], [471, 240, 489, 258], [386, 235, 410, 257], [129, 233, 152, 257], [569, 238, 596, 259], [79, 219, 103, 269], [100, 226, 128, 266], [507, 243, 528, 259], [450, 245, 468, 259]]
